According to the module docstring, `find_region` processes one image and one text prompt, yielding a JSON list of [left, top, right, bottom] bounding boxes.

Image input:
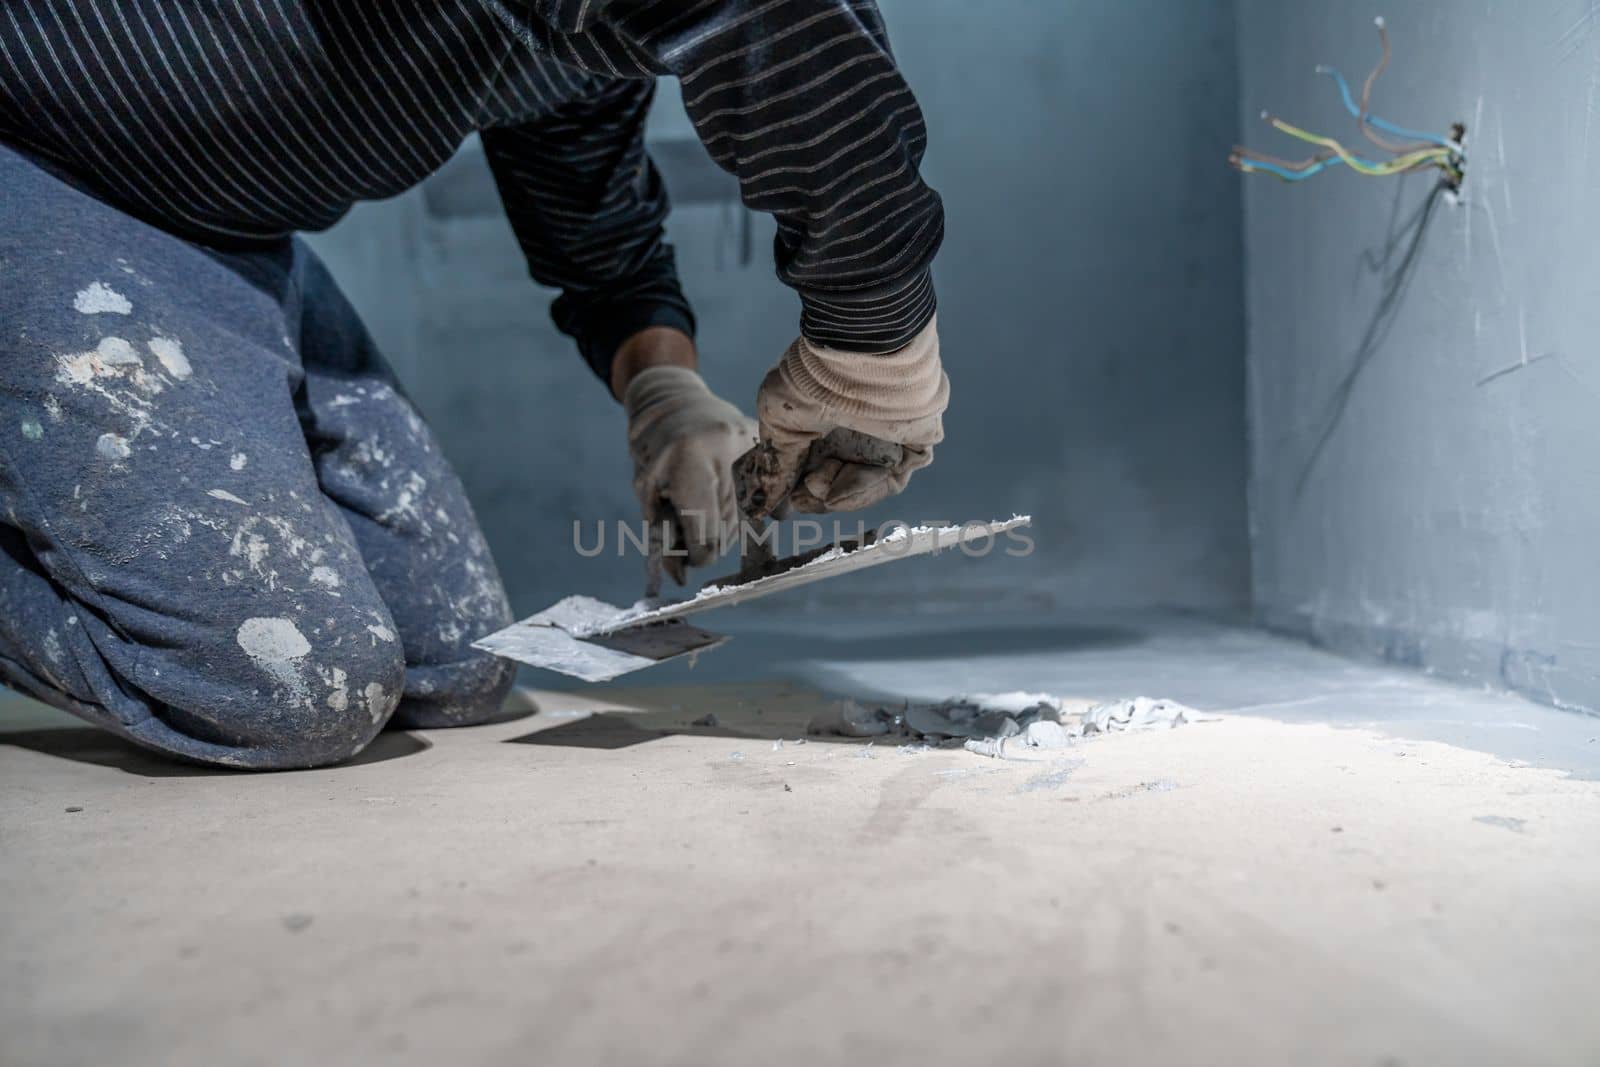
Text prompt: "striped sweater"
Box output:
[[0, 0, 943, 382]]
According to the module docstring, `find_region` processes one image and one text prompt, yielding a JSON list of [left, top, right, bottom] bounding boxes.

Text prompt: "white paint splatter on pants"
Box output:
[[364, 683, 389, 724], [236, 616, 312, 703], [73, 282, 132, 315], [148, 336, 191, 380], [96, 433, 131, 461]]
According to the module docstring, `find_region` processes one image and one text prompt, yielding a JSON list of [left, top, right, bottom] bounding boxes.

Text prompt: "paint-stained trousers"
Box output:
[[0, 144, 515, 769]]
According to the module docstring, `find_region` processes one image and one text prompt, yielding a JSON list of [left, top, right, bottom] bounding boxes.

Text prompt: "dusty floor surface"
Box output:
[[3, 612, 1599, 1066]]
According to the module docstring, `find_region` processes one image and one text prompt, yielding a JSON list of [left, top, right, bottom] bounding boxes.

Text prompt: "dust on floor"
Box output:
[[3, 680, 1599, 1067]]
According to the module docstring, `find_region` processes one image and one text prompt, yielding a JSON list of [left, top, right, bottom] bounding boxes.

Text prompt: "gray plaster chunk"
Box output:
[[811, 692, 1216, 761]]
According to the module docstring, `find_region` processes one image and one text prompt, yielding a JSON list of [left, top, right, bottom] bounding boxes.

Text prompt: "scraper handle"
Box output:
[[808, 427, 904, 471], [737, 428, 905, 518]]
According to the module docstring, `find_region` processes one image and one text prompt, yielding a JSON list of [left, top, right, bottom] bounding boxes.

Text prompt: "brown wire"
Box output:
[[1356, 20, 1437, 156], [1229, 145, 1337, 172]]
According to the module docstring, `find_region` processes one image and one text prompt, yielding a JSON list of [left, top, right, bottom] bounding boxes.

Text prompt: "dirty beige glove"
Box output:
[[625, 367, 758, 584], [738, 317, 948, 516]]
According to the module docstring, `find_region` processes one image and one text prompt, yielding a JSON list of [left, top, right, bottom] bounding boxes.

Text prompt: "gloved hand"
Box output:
[[736, 317, 948, 516], [624, 366, 758, 585]]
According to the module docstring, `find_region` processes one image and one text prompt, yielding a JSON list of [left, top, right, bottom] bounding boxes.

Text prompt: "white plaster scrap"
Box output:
[[206, 489, 249, 506], [310, 566, 342, 591], [1078, 697, 1217, 735], [73, 282, 131, 315], [148, 336, 192, 380], [43, 395, 63, 422], [230, 452, 248, 471], [366, 623, 396, 643], [20, 417, 43, 441], [965, 721, 1074, 761]]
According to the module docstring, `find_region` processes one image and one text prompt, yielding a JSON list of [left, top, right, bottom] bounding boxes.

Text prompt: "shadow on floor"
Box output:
[[505, 626, 1149, 752], [0, 727, 432, 776], [508, 712, 878, 751], [507, 685, 898, 752]]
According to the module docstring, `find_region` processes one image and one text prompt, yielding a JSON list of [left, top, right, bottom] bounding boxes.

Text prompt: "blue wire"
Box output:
[[1239, 157, 1344, 182], [1318, 66, 1455, 148]]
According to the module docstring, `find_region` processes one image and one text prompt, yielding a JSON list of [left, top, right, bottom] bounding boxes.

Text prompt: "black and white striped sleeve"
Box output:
[[481, 76, 696, 383], [570, 0, 944, 354]]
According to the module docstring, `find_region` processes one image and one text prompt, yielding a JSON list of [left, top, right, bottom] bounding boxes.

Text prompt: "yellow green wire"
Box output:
[[1267, 116, 1449, 176]]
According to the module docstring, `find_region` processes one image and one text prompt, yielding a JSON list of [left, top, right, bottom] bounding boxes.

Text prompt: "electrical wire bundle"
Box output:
[[1231, 17, 1466, 189]]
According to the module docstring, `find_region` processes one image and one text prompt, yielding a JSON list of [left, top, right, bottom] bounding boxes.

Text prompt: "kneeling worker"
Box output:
[[0, 0, 949, 768]]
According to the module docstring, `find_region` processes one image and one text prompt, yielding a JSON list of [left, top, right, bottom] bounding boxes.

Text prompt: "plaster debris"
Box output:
[[366, 624, 396, 643], [808, 699, 896, 737], [810, 693, 1216, 761], [810, 692, 1066, 744], [206, 489, 249, 506], [965, 720, 1074, 761], [1079, 697, 1216, 735], [20, 417, 43, 441], [73, 281, 131, 315], [230, 452, 248, 471]]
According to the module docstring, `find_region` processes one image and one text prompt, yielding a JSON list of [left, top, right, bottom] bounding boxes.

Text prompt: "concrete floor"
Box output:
[[3, 610, 1599, 1066]]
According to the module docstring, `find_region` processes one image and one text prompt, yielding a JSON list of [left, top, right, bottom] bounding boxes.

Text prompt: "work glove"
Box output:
[[736, 317, 948, 516], [624, 367, 758, 585]]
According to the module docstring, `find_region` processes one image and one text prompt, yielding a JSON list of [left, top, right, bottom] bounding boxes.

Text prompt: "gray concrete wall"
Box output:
[[310, 0, 1250, 618], [1238, 1, 1600, 713]]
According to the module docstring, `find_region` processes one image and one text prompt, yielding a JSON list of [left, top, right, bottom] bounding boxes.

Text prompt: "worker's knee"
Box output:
[[143, 614, 408, 771], [390, 649, 515, 730]]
